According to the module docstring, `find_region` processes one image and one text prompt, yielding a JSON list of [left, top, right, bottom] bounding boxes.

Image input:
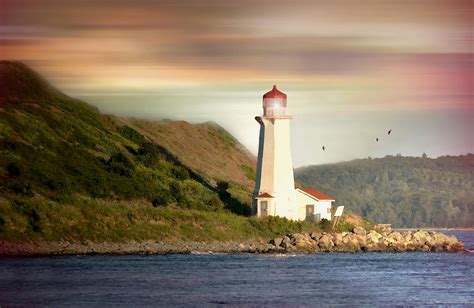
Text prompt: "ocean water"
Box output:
[[1, 231, 473, 306]]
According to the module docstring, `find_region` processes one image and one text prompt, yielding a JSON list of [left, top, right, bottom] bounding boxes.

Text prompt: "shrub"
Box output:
[[117, 126, 147, 145], [10, 183, 34, 196], [151, 194, 170, 207], [106, 152, 134, 176], [319, 218, 331, 231], [335, 221, 356, 233], [7, 163, 21, 177], [250, 216, 303, 235], [12, 199, 42, 232], [217, 180, 231, 200]]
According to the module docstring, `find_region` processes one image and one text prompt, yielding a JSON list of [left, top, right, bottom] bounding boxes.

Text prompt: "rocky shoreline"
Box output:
[[267, 227, 465, 253], [0, 229, 465, 256]]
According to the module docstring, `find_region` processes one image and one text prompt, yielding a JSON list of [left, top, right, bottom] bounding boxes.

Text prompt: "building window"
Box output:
[[260, 200, 268, 217], [305, 204, 315, 222]]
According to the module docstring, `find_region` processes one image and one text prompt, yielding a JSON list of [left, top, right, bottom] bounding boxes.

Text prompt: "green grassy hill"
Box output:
[[0, 61, 333, 242], [295, 155, 474, 228], [0, 61, 254, 210]]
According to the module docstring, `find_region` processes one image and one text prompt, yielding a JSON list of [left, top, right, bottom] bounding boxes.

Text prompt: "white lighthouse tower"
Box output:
[[253, 85, 298, 220]]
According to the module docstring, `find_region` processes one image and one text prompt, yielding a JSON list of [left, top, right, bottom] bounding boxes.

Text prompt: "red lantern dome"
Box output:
[[263, 85, 287, 99], [262, 85, 287, 116]]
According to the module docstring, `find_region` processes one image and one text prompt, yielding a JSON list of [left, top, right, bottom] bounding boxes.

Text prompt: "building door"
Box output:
[[260, 201, 268, 217], [314, 213, 321, 222], [305, 204, 315, 222]]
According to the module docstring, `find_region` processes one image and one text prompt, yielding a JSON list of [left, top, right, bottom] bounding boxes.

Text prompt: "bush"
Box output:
[[7, 163, 21, 177], [12, 199, 42, 232], [151, 194, 170, 207], [319, 218, 331, 231], [217, 180, 231, 200], [106, 152, 134, 176], [170, 180, 224, 211], [250, 216, 303, 235], [10, 183, 34, 196], [335, 221, 356, 233]]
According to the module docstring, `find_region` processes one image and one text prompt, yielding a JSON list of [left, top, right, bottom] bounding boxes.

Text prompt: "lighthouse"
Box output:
[[253, 85, 298, 220]]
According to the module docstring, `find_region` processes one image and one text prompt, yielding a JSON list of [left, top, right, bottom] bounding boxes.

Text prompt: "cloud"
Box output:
[[1, 0, 472, 163]]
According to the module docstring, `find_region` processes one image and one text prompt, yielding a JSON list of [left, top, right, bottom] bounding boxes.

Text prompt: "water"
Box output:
[[1, 231, 473, 306]]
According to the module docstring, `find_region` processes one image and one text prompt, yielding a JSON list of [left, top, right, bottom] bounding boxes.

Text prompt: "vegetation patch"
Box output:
[[0, 197, 329, 243]]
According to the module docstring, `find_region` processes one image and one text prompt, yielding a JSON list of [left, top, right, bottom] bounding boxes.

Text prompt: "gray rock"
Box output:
[[310, 232, 322, 240], [281, 237, 294, 249], [367, 231, 382, 244], [318, 234, 334, 251], [353, 227, 366, 236], [270, 237, 283, 247]]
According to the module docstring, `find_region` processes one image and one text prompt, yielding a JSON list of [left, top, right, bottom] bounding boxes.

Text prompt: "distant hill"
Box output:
[[295, 155, 474, 228], [0, 61, 256, 215]]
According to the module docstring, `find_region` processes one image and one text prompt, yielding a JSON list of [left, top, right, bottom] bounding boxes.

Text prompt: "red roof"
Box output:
[[257, 192, 274, 198], [263, 85, 287, 99], [299, 188, 334, 201]]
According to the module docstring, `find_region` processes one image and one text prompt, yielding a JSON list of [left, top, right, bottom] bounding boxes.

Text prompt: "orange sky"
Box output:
[[1, 0, 472, 165]]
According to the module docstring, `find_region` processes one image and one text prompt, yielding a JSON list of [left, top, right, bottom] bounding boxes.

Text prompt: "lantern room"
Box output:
[[262, 85, 287, 117]]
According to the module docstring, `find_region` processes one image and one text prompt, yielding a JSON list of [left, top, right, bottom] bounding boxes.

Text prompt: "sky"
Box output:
[[1, 0, 473, 166]]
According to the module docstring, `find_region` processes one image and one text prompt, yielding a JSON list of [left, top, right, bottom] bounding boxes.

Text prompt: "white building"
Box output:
[[253, 85, 335, 222], [295, 188, 334, 222]]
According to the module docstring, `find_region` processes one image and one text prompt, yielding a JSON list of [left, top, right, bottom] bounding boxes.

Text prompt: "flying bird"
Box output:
[[388, 129, 392, 135], [322, 146, 325, 151]]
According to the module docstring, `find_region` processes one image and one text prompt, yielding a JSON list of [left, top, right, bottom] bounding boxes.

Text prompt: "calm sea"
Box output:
[[1, 231, 473, 306]]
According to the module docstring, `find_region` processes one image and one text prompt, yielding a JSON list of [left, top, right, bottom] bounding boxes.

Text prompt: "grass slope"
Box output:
[[0, 196, 329, 243]]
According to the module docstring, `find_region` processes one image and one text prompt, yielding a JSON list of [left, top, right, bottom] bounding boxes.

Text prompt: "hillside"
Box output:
[[0, 61, 262, 239], [295, 155, 474, 228], [0, 61, 256, 210], [120, 118, 256, 202]]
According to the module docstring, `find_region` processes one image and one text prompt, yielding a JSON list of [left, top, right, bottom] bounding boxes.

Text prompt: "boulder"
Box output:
[[310, 232, 323, 240], [344, 234, 361, 252], [312, 242, 321, 252], [367, 242, 383, 252], [295, 239, 313, 252], [318, 234, 334, 251], [333, 233, 344, 246], [448, 242, 464, 252], [412, 230, 429, 245], [403, 232, 413, 242], [367, 231, 382, 244], [353, 227, 366, 236], [445, 235, 459, 245], [355, 234, 367, 246], [270, 237, 283, 247], [281, 237, 294, 249], [388, 231, 403, 242], [421, 245, 430, 252]]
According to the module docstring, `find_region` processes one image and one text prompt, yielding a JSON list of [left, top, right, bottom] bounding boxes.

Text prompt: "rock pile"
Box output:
[[268, 228, 465, 253]]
